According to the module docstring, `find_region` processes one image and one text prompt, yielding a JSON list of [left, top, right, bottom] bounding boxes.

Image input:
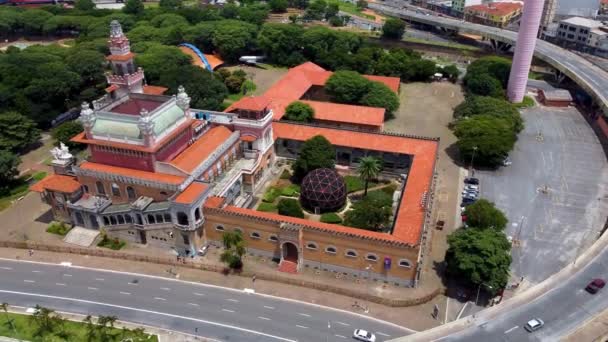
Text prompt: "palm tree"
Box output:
[[357, 156, 382, 197], [1, 302, 17, 337], [220, 231, 246, 269]]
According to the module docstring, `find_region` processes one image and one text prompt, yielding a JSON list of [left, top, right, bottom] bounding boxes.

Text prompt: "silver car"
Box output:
[[353, 329, 376, 342], [524, 318, 544, 332]]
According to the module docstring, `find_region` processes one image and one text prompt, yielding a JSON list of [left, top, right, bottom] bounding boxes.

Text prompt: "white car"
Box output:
[[524, 318, 544, 332], [353, 329, 376, 342], [502, 157, 513, 166]]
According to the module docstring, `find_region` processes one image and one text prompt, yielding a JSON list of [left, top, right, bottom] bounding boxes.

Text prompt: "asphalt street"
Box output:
[[0, 259, 411, 342], [438, 243, 608, 342], [370, 3, 608, 114]]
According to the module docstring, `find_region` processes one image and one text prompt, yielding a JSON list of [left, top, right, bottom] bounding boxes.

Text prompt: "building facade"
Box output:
[[555, 17, 608, 57], [464, 2, 523, 28], [32, 21, 439, 287]]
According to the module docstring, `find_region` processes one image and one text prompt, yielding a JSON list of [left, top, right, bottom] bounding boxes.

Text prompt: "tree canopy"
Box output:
[[51, 121, 84, 150], [269, 0, 289, 13], [382, 18, 405, 39], [284, 101, 314, 122], [0, 150, 20, 193], [454, 115, 517, 167], [278, 198, 305, 218], [159, 65, 228, 111], [454, 96, 523, 133], [360, 81, 400, 119], [0, 112, 40, 153], [463, 199, 508, 230], [344, 190, 392, 231], [326, 70, 371, 104], [220, 230, 245, 269], [123, 0, 144, 15], [464, 56, 512, 98], [446, 228, 511, 293], [293, 135, 335, 181]]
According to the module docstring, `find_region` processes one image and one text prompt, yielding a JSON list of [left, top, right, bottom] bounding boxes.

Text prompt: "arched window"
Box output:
[[147, 214, 156, 224], [268, 234, 278, 242], [365, 253, 378, 262], [82, 185, 89, 193], [156, 214, 164, 223], [111, 183, 121, 197], [325, 246, 337, 255], [306, 242, 318, 250], [194, 208, 201, 221], [345, 249, 358, 258], [127, 186, 137, 200], [163, 213, 172, 222], [117, 215, 125, 224], [103, 216, 109, 225], [125, 215, 132, 223], [215, 225, 225, 231], [250, 232, 261, 239], [136, 214, 143, 225], [398, 259, 412, 268], [177, 212, 189, 226], [109, 216, 117, 225], [96, 181, 105, 195]]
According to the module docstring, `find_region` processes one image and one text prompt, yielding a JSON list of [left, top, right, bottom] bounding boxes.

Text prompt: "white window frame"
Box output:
[[325, 246, 337, 255], [398, 259, 413, 268], [365, 253, 378, 262], [250, 231, 261, 239], [215, 225, 225, 231], [268, 234, 278, 242], [306, 242, 318, 250], [345, 249, 358, 258]]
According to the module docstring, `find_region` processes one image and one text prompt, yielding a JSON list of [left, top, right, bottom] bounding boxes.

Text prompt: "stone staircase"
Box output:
[[277, 260, 298, 274], [63, 226, 100, 247]]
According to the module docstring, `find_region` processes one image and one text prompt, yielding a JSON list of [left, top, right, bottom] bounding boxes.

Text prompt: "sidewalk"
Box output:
[[563, 307, 608, 342], [0, 247, 445, 331]]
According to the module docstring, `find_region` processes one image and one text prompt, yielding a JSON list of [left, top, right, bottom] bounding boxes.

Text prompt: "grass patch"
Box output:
[[46, 221, 71, 236], [257, 202, 277, 212], [514, 95, 535, 109], [32, 171, 47, 181], [0, 178, 30, 212], [262, 186, 282, 203], [320, 212, 342, 224], [344, 175, 378, 193], [401, 36, 481, 52], [327, 0, 375, 20], [380, 184, 398, 196], [280, 169, 291, 179], [0, 309, 157, 341], [143, 1, 159, 7], [97, 235, 126, 250], [280, 184, 300, 197], [227, 93, 245, 102]]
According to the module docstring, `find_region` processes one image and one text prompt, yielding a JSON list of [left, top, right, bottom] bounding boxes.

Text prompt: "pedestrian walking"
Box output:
[[252, 275, 256, 283], [28, 249, 33, 257]]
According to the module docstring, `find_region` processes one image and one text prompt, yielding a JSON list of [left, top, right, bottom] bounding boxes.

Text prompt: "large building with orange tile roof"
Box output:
[[31, 21, 439, 287]]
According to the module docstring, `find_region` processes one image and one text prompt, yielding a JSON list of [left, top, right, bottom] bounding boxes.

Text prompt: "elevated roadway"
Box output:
[[370, 3, 608, 116]]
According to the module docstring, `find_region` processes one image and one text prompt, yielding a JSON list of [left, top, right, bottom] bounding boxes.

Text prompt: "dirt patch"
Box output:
[[225, 65, 288, 96]]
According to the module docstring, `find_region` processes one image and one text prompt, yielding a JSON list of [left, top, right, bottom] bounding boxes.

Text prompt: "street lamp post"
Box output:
[[470, 146, 478, 173], [475, 283, 492, 306], [365, 264, 372, 313]]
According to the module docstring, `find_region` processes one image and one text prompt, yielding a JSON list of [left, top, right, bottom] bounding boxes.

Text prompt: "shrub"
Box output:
[[284, 101, 314, 122], [97, 235, 126, 250], [320, 212, 342, 224], [277, 198, 305, 218], [262, 186, 282, 203], [46, 221, 71, 236], [257, 202, 277, 212], [280, 184, 300, 197]]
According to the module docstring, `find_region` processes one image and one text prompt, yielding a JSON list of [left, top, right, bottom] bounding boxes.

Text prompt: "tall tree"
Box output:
[[30, 305, 61, 337], [454, 115, 517, 167], [357, 156, 381, 196], [123, 0, 144, 15], [284, 101, 314, 122], [0, 151, 21, 193], [159, 65, 228, 111], [159, 0, 183, 9], [463, 199, 508, 230], [52, 121, 84, 150], [446, 227, 512, 293], [0, 112, 41, 152], [211, 20, 258, 62], [269, 0, 288, 13], [293, 135, 336, 181], [360, 81, 400, 120], [325, 70, 371, 104], [257, 23, 305, 64], [382, 18, 406, 39], [75, 0, 96, 11], [220, 231, 246, 269], [453, 96, 523, 132]]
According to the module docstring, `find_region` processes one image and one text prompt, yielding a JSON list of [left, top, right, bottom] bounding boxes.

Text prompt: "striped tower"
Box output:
[[507, 0, 546, 103]]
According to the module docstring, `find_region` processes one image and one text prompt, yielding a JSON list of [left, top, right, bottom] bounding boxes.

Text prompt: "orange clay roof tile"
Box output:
[[300, 100, 385, 127], [30, 174, 81, 194], [204, 196, 226, 209], [273, 122, 439, 245], [226, 96, 271, 112], [105, 52, 136, 62], [142, 85, 168, 96], [79, 161, 185, 185], [170, 125, 233, 174], [364, 75, 401, 93], [174, 182, 208, 204]]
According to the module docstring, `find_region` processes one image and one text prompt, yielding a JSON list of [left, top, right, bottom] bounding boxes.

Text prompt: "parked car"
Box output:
[[197, 244, 209, 256], [462, 198, 477, 206], [464, 177, 479, 185], [502, 157, 512, 166], [463, 193, 478, 200], [524, 318, 544, 332], [585, 278, 606, 294], [353, 329, 376, 342], [464, 184, 479, 191]]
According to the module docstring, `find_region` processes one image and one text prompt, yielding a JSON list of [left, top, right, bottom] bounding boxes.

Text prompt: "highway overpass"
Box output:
[[370, 3, 608, 116]]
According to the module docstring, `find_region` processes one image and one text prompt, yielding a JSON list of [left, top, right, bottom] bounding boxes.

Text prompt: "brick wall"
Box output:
[[77, 175, 175, 204], [155, 127, 193, 162], [90, 148, 155, 172]]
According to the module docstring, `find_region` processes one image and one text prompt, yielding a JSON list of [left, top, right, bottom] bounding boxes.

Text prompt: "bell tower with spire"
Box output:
[[105, 20, 145, 98]]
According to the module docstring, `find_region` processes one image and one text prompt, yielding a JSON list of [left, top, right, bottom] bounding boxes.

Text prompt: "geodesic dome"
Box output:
[[300, 168, 347, 213]]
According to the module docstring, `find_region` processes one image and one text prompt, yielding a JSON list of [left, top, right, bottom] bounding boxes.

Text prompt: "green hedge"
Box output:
[[262, 186, 282, 203], [277, 198, 305, 218], [46, 221, 71, 236], [320, 212, 342, 224], [97, 235, 126, 250], [281, 184, 300, 197], [257, 202, 277, 212]]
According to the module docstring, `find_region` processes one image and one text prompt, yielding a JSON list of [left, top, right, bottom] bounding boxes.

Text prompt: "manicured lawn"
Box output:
[[320, 212, 342, 224], [514, 95, 535, 109], [0, 179, 30, 212], [97, 235, 126, 250], [344, 175, 377, 193], [262, 186, 282, 203], [32, 171, 47, 181], [257, 202, 277, 212], [327, 0, 375, 20], [0, 311, 157, 341], [280, 184, 300, 197], [46, 221, 71, 236]]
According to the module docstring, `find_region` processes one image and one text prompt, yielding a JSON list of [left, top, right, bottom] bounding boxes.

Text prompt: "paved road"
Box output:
[[370, 3, 608, 115], [0, 259, 411, 342]]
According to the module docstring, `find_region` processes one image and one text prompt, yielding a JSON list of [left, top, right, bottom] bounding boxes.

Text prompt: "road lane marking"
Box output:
[[63, 274, 72, 277], [160, 287, 171, 291], [32, 270, 41, 273], [226, 299, 239, 303], [335, 335, 347, 339], [194, 292, 205, 296], [335, 322, 349, 326], [154, 297, 166, 301], [127, 282, 138, 286], [0, 289, 296, 341], [264, 306, 275, 309], [298, 313, 311, 317], [377, 332, 390, 337], [188, 303, 199, 307], [88, 287, 98, 291], [258, 316, 271, 321], [119, 291, 131, 295], [55, 283, 66, 286], [222, 309, 235, 313], [504, 326, 518, 334], [23, 280, 35, 283], [0, 267, 12, 270], [95, 278, 104, 281], [296, 325, 308, 329]]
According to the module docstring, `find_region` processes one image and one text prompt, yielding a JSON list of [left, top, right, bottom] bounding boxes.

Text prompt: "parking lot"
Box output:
[[475, 105, 608, 284]]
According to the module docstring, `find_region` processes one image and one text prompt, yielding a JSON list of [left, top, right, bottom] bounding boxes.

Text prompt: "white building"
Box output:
[[556, 16, 608, 56]]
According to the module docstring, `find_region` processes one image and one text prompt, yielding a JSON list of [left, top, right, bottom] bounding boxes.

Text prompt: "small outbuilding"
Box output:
[[538, 89, 573, 107]]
